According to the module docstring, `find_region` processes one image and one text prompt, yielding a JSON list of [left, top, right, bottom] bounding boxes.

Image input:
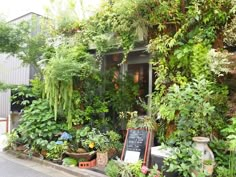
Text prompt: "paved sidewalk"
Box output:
[[0, 152, 76, 177], [3, 151, 107, 177]]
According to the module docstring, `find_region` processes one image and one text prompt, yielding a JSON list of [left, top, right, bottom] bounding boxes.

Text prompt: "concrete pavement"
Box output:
[[1, 151, 108, 177], [0, 152, 76, 177]]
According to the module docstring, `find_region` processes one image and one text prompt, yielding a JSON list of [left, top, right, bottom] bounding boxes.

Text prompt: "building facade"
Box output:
[[0, 12, 42, 131]]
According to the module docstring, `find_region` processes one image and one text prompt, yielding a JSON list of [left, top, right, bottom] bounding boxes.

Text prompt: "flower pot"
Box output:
[[192, 137, 214, 162], [96, 151, 108, 167], [15, 145, 27, 151], [41, 150, 47, 157], [64, 151, 96, 161], [192, 137, 215, 176]]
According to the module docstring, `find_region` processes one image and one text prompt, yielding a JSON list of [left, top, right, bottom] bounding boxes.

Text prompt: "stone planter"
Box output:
[[192, 137, 214, 161], [96, 151, 108, 167]]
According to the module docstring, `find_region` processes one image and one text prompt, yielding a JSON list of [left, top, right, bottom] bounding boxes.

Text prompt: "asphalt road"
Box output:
[[0, 152, 76, 177]]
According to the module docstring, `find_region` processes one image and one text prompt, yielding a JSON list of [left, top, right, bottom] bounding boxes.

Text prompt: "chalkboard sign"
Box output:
[[121, 129, 150, 164]]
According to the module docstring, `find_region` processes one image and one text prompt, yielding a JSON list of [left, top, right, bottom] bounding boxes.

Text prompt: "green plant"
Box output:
[[224, 9, 236, 47], [164, 142, 206, 177], [103, 71, 139, 128], [62, 157, 78, 167], [46, 141, 68, 160], [6, 130, 25, 148], [105, 159, 120, 177], [0, 19, 28, 54], [222, 117, 236, 150], [43, 45, 100, 128], [209, 137, 230, 167], [122, 111, 157, 131], [215, 166, 230, 177], [17, 99, 67, 151], [0, 82, 14, 91], [154, 79, 215, 141], [106, 130, 123, 151], [153, 78, 228, 143], [11, 85, 35, 107], [222, 117, 236, 177], [105, 159, 162, 177], [129, 161, 146, 177], [148, 164, 162, 177], [105, 158, 139, 177], [77, 127, 122, 153], [203, 160, 213, 165], [82, 128, 110, 152]]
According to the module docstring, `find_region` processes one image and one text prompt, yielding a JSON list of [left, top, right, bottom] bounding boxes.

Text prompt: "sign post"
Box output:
[[121, 129, 151, 165]]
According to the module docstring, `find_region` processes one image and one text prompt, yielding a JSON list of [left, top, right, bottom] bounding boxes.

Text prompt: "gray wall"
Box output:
[[0, 54, 30, 117]]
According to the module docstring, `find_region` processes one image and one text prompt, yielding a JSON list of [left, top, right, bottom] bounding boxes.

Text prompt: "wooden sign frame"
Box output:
[[121, 128, 151, 165]]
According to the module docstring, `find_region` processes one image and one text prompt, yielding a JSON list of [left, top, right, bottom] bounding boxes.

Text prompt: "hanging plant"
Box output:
[[44, 45, 97, 128]]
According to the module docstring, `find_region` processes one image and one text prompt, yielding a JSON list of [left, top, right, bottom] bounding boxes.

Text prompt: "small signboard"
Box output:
[[121, 129, 150, 165]]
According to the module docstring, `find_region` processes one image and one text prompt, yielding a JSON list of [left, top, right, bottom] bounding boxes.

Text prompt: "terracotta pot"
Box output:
[[96, 151, 108, 167], [64, 151, 96, 161], [41, 150, 47, 157], [15, 145, 27, 151]]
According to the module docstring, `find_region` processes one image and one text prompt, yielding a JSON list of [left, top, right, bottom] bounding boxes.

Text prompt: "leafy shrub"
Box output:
[[46, 141, 68, 160], [105, 160, 120, 177], [17, 99, 67, 151], [215, 166, 230, 177], [105, 159, 162, 177], [163, 142, 205, 177], [155, 78, 228, 142]]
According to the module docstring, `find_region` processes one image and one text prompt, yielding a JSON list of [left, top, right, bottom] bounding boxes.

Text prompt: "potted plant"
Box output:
[[125, 111, 158, 131], [65, 127, 96, 161], [83, 128, 110, 167], [46, 141, 68, 164], [106, 130, 123, 158]]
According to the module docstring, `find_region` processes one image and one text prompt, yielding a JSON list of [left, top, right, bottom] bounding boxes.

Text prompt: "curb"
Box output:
[[6, 150, 107, 177]]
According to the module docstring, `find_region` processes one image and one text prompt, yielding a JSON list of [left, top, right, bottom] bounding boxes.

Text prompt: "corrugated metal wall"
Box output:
[[0, 54, 30, 117], [0, 91, 10, 118]]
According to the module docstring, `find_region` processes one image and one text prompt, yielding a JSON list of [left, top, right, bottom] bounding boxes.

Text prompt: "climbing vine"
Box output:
[[82, 0, 235, 141]]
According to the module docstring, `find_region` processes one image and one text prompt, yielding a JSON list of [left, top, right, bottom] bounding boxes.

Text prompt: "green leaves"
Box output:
[[156, 78, 224, 142], [43, 45, 98, 128], [164, 142, 204, 177], [0, 20, 28, 54], [17, 99, 67, 151]]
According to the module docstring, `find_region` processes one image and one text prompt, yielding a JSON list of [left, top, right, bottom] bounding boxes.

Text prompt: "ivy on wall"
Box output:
[[82, 0, 235, 141]]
